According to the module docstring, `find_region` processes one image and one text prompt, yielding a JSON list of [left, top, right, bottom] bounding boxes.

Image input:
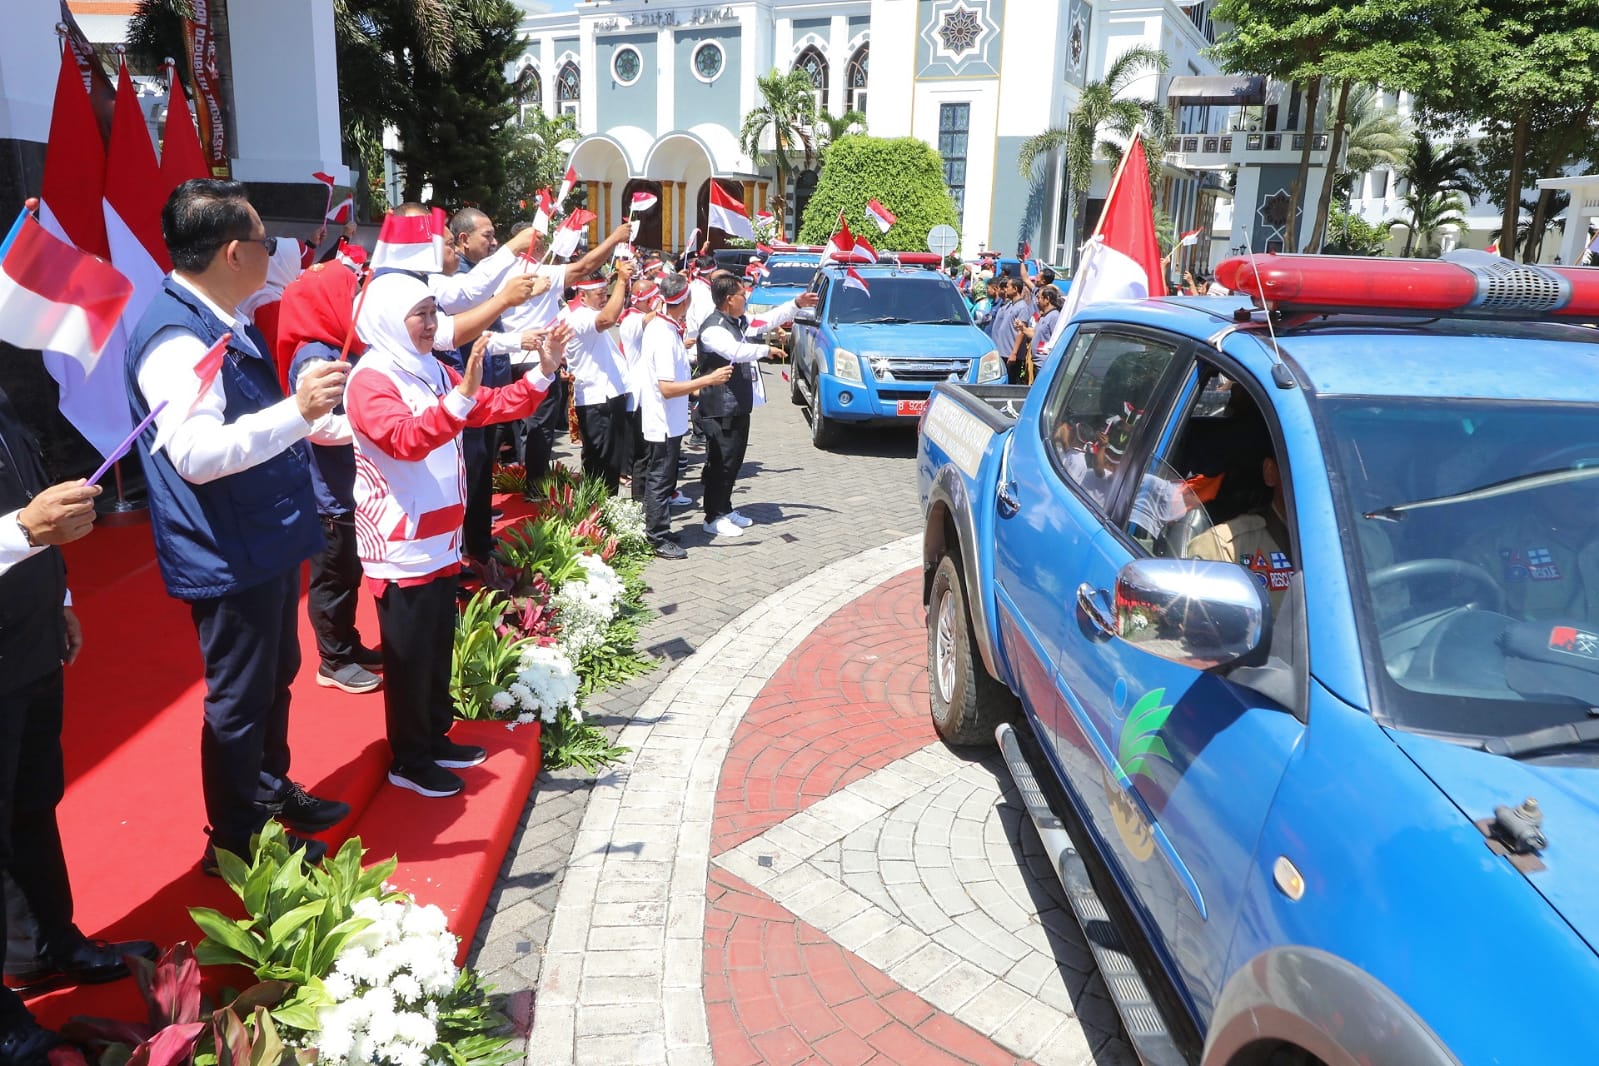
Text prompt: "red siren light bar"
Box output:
[[1214, 253, 1599, 320]]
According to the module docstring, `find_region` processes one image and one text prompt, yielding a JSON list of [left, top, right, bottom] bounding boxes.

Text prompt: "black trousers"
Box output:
[[700, 412, 750, 520], [0, 672, 73, 958], [462, 427, 494, 562], [575, 395, 634, 493], [520, 375, 567, 489], [642, 435, 682, 543], [374, 576, 456, 772], [189, 569, 300, 852], [308, 513, 364, 665], [629, 409, 648, 503]]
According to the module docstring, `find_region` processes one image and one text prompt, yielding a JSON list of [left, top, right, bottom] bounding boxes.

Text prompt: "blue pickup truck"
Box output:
[[917, 252, 1599, 1065], [790, 261, 1004, 448], [747, 251, 821, 323]]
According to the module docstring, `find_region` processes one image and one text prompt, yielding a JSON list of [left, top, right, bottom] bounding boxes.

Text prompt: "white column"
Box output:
[[579, 24, 597, 133], [228, 0, 349, 184], [738, 7, 759, 123], [541, 38, 556, 117], [867, 3, 914, 137], [0, 3, 60, 146], [656, 27, 674, 135], [828, 15, 849, 117]]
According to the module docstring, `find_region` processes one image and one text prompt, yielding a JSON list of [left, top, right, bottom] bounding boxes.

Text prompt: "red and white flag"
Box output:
[[558, 163, 578, 204], [312, 170, 338, 220], [629, 190, 659, 215], [160, 65, 209, 190], [551, 208, 597, 259], [532, 188, 556, 235], [755, 209, 776, 235], [1179, 226, 1204, 247], [325, 196, 354, 225], [823, 216, 856, 262], [842, 267, 871, 295], [865, 198, 896, 234], [153, 331, 231, 453], [707, 182, 755, 240], [1056, 135, 1166, 322], [104, 63, 173, 326], [370, 208, 447, 274], [745, 259, 769, 281], [0, 213, 132, 366], [1485, 237, 1500, 256]]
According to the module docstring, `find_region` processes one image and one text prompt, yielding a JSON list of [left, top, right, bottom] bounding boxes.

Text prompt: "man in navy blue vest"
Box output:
[[0, 391, 159, 1047], [125, 179, 353, 873]]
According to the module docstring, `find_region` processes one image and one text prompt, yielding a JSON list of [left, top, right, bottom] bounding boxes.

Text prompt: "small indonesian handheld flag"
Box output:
[[745, 259, 769, 281], [1179, 227, 1204, 247], [823, 217, 856, 262], [311, 171, 339, 225], [551, 208, 597, 258], [1055, 134, 1166, 322], [0, 212, 132, 366], [370, 208, 446, 274], [756, 243, 774, 257], [707, 182, 755, 240], [842, 267, 871, 295], [533, 189, 555, 235], [326, 196, 354, 225], [1020, 240, 1032, 260], [853, 233, 879, 264], [630, 190, 658, 214], [159, 64, 209, 188], [685, 226, 702, 254], [152, 331, 231, 453], [558, 163, 578, 204], [312, 171, 338, 188], [1585, 230, 1599, 257], [755, 208, 775, 230], [1486, 237, 1500, 255], [865, 198, 896, 234]]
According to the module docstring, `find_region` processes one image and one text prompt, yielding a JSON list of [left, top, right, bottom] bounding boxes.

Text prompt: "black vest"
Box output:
[[0, 390, 68, 692], [695, 309, 755, 418]]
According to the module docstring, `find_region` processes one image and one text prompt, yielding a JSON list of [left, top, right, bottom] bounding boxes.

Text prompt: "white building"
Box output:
[[514, 0, 1247, 264]]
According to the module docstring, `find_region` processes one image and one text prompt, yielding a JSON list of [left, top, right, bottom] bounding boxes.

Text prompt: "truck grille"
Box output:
[[868, 358, 970, 383]]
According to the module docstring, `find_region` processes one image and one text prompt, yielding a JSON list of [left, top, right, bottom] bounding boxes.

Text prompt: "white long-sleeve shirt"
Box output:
[[134, 274, 351, 486], [428, 246, 520, 314]]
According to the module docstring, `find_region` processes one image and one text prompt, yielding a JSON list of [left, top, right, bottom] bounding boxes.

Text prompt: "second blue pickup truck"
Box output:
[[789, 261, 1004, 448], [918, 252, 1599, 1065]]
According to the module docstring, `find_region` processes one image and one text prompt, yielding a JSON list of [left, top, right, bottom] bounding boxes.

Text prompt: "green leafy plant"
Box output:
[[489, 463, 527, 495], [493, 517, 586, 587], [797, 135, 960, 249], [452, 590, 533, 720], [540, 709, 630, 775]]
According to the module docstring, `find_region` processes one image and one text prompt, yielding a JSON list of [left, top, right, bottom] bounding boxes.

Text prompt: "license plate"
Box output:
[[897, 399, 930, 417]]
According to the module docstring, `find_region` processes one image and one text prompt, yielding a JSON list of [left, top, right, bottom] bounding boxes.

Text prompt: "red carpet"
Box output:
[[20, 497, 544, 1028]]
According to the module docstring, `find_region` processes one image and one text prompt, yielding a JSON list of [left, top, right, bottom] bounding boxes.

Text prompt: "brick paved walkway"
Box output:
[[466, 368, 1132, 1064]]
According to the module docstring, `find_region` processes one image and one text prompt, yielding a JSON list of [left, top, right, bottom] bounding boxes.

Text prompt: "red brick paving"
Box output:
[[712, 568, 931, 855], [705, 867, 1031, 1066]]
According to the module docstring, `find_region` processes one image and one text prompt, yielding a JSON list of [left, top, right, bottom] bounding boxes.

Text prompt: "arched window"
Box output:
[[845, 44, 868, 114], [793, 45, 828, 114], [516, 63, 542, 123], [556, 60, 580, 117]]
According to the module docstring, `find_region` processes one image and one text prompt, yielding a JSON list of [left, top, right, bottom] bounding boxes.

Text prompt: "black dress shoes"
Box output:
[[260, 780, 351, 835], [201, 832, 328, 878], [0, 1018, 61, 1066], [6, 928, 159, 988]]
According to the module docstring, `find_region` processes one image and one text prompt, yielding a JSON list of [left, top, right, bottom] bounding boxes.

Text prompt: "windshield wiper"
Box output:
[[925, 317, 970, 325], [1365, 465, 1599, 521], [1478, 716, 1599, 759], [855, 316, 911, 324]]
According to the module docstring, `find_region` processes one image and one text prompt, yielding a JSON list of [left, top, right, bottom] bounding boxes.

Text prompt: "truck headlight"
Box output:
[[833, 348, 863, 384], [976, 349, 1004, 383]]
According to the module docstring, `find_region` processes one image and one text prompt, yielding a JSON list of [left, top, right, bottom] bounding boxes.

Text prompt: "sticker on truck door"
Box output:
[[921, 395, 993, 479], [1104, 687, 1175, 863]]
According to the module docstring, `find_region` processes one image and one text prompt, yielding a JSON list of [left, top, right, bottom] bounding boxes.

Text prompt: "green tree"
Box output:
[[1386, 189, 1467, 257], [815, 109, 868, 153], [739, 70, 818, 236], [795, 135, 958, 250], [1322, 202, 1391, 256], [1336, 85, 1408, 193], [491, 109, 578, 225], [1391, 130, 1477, 254], [1015, 45, 1168, 256]]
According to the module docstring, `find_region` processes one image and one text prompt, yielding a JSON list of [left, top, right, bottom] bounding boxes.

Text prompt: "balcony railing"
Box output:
[[1166, 133, 1330, 156]]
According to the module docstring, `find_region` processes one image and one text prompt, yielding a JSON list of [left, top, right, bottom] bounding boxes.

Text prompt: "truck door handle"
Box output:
[[1076, 583, 1117, 637], [996, 480, 1020, 516]]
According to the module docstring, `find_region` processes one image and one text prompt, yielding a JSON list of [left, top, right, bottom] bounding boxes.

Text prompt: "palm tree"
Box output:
[[1016, 46, 1170, 260], [739, 70, 819, 237], [1387, 190, 1467, 257], [815, 109, 868, 153], [1396, 130, 1478, 215], [1307, 82, 1409, 252]]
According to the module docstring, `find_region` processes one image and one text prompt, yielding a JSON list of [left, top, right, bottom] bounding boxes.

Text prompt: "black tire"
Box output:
[[809, 388, 839, 449], [789, 355, 806, 405], [927, 554, 1016, 746]]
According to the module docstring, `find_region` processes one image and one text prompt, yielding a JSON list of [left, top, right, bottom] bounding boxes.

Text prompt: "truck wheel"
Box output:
[[789, 359, 806, 405], [809, 392, 838, 449], [928, 554, 1014, 746]]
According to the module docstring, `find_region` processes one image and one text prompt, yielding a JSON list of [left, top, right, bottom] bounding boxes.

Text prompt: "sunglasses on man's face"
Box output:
[[232, 236, 279, 256]]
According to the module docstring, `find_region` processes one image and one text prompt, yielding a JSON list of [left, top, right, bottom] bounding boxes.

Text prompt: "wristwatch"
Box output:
[[16, 516, 38, 547]]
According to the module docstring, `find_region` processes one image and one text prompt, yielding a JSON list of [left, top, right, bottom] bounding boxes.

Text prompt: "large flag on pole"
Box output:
[[159, 64, 210, 190], [104, 62, 173, 326], [1056, 134, 1166, 323], [0, 212, 132, 366], [707, 182, 755, 241], [39, 45, 108, 259], [370, 209, 447, 274]]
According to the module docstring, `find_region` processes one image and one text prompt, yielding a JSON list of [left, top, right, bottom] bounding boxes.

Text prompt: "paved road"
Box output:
[[467, 365, 1130, 1064]]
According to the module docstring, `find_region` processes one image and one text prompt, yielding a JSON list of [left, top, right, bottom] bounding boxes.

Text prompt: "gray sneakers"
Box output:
[[317, 661, 382, 694]]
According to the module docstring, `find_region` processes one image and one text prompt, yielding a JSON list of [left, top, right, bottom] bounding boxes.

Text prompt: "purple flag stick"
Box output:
[[86, 400, 166, 487]]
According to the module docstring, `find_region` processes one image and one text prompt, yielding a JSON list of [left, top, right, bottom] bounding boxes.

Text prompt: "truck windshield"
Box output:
[[1321, 396, 1599, 746], [828, 276, 972, 326], [760, 263, 819, 287]]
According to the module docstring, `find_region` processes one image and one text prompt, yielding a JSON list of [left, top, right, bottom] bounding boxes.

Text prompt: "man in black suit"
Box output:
[[0, 389, 156, 1063]]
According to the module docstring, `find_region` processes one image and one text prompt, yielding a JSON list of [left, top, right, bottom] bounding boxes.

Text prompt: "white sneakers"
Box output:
[[669, 490, 692, 507], [726, 510, 753, 528], [703, 515, 744, 537]]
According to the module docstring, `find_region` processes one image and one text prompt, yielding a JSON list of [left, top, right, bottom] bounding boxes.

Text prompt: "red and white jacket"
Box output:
[[345, 347, 552, 583]]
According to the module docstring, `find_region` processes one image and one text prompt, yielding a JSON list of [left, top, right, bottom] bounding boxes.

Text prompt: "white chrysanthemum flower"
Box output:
[[323, 972, 355, 1002], [489, 690, 514, 714]]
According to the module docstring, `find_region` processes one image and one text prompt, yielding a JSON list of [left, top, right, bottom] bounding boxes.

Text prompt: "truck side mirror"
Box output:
[[1111, 558, 1268, 671], [793, 308, 819, 326]]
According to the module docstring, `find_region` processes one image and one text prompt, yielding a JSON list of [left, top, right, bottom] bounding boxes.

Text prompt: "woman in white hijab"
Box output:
[[344, 271, 570, 799]]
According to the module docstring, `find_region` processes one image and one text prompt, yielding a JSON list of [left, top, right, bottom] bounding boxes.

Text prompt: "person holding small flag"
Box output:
[[559, 261, 637, 492], [125, 178, 354, 873]]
